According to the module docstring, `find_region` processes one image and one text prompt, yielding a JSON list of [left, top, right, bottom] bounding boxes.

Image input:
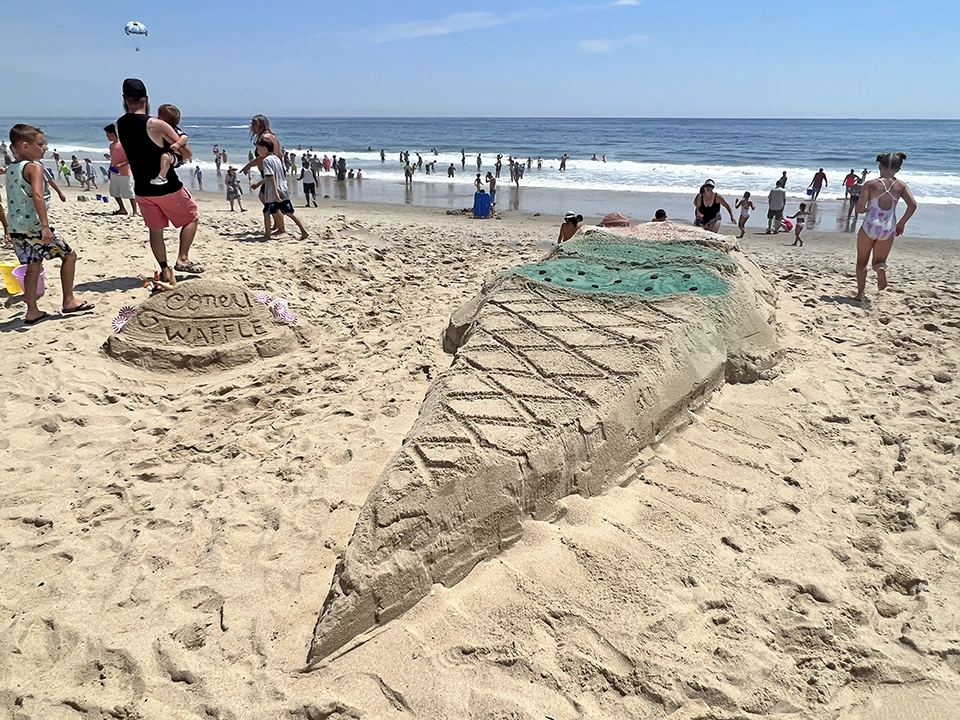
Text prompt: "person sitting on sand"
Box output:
[[652, 209, 667, 222], [152, 104, 188, 186], [558, 211, 582, 243], [251, 137, 308, 241], [735, 191, 755, 238], [694, 179, 735, 233], [853, 152, 917, 301], [5, 123, 94, 324]]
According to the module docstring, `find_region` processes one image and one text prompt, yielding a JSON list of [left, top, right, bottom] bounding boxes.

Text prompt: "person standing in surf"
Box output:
[[853, 152, 917, 301]]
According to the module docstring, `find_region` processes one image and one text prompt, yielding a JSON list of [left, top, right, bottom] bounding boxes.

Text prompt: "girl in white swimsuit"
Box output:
[[854, 152, 917, 301]]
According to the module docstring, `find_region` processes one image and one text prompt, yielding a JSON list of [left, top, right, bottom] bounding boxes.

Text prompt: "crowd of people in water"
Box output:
[[0, 78, 920, 325]]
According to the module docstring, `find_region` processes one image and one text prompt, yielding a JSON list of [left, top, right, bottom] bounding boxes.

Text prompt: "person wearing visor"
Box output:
[[694, 179, 735, 233]]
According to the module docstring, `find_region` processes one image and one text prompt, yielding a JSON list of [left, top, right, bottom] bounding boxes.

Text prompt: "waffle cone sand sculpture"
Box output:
[[308, 221, 779, 663]]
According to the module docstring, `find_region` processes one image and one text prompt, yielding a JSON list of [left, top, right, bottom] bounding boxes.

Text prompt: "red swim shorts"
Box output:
[[137, 187, 199, 230]]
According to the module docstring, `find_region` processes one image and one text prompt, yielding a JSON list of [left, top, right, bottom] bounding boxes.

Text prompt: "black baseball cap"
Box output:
[[122, 78, 147, 99]]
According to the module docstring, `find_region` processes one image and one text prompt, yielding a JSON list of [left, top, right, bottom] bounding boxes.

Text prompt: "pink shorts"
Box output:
[[137, 187, 199, 230]]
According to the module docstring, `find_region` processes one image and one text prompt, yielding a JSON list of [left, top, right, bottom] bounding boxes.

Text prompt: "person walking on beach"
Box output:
[[5, 124, 94, 324], [117, 78, 202, 284], [461, 148, 466, 171], [846, 176, 864, 224], [694, 179, 735, 233], [70, 156, 86, 190], [194, 164, 203, 191], [779, 170, 788, 188], [843, 169, 858, 199], [250, 137, 308, 241], [559, 154, 568, 172], [104, 123, 138, 216], [84, 158, 99, 191], [735, 191, 755, 239], [786, 202, 810, 246], [766, 180, 787, 233], [476, 153, 482, 172], [240, 115, 283, 230], [853, 152, 917, 301], [299, 162, 317, 207], [809, 168, 828, 200], [225, 166, 245, 212]]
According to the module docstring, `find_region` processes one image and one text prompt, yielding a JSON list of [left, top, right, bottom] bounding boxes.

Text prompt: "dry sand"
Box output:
[[1, 186, 959, 719]]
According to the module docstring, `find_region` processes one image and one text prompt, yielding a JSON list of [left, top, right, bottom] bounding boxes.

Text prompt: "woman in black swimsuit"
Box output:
[[694, 179, 736, 233]]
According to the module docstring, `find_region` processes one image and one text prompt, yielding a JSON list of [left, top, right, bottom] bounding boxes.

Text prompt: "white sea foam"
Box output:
[[310, 150, 960, 204]]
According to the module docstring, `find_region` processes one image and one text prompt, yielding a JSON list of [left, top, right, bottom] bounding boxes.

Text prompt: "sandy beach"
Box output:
[[1, 184, 959, 719]]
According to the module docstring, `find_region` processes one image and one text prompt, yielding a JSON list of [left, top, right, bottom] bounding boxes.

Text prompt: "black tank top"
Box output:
[[698, 194, 721, 223], [116, 112, 183, 197]]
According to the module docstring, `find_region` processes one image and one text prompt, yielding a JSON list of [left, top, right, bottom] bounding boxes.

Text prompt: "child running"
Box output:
[[251, 138, 308, 241], [151, 104, 188, 186], [854, 152, 917, 301], [787, 203, 810, 246], [5, 124, 94, 324], [735, 191, 755, 239]]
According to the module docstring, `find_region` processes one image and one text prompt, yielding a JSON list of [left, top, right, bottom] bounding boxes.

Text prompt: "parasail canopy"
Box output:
[[124, 21, 148, 37]]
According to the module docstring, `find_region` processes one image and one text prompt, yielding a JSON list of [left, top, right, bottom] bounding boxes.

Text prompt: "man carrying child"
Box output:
[[116, 78, 202, 285]]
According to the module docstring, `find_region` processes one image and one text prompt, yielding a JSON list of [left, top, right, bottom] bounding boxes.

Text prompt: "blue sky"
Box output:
[[2, 0, 956, 117]]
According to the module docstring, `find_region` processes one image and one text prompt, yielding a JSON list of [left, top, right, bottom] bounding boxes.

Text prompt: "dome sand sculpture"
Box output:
[[104, 279, 302, 371]]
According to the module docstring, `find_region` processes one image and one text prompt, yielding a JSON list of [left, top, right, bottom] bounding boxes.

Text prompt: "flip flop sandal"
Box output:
[[62, 301, 96, 314], [24, 312, 51, 325], [174, 261, 204, 273]]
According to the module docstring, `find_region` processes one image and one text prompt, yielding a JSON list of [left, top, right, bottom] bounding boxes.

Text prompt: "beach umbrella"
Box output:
[[124, 21, 148, 51]]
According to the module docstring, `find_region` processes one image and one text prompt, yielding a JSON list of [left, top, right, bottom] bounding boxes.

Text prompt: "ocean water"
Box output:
[[4, 117, 959, 237]]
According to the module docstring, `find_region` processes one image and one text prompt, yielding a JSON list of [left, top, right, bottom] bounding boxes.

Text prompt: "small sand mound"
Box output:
[[103, 279, 302, 371]]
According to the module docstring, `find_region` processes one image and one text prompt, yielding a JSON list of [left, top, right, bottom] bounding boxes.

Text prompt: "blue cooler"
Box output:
[[473, 191, 491, 218]]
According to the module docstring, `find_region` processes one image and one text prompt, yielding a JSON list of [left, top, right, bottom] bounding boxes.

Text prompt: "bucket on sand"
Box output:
[[11, 265, 46, 297], [0, 262, 21, 294]]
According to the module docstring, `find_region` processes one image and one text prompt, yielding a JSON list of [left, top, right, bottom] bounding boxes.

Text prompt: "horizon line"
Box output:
[[1, 115, 958, 122]]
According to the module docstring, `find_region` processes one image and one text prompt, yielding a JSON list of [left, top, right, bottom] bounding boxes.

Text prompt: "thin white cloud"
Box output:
[[370, 12, 505, 43], [578, 33, 646, 53], [613, 0, 642, 5]]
